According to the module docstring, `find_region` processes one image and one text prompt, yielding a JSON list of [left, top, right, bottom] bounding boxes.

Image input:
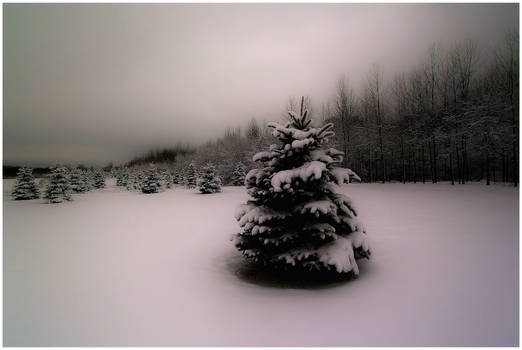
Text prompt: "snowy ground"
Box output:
[[3, 179, 519, 346]]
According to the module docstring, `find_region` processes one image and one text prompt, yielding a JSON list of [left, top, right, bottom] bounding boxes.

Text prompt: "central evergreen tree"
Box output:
[[11, 167, 40, 200], [197, 163, 222, 193], [234, 98, 370, 275], [44, 167, 72, 203]]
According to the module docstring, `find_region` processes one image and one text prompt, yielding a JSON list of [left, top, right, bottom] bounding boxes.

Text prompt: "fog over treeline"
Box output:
[[127, 32, 516, 186], [3, 3, 518, 185]]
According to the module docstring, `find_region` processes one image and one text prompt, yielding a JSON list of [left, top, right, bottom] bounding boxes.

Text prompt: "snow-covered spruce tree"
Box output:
[[125, 171, 137, 191], [141, 165, 161, 194], [92, 170, 106, 189], [62, 167, 71, 178], [11, 167, 40, 200], [69, 168, 90, 193], [172, 171, 185, 185], [185, 162, 198, 188], [82, 170, 92, 191], [44, 167, 72, 203], [172, 171, 180, 184], [135, 170, 146, 190], [110, 166, 119, 178], [197, 163, 222, 194], [116, 167, 130, 187], [231, 162, 246, 186], [159, 168, 173, 189], [234, 99, 370, 275], [84, 169, 94, 188]]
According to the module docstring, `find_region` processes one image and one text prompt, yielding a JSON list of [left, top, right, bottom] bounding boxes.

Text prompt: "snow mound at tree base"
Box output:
[[316, 233, 370, 274], [274, 231, 370, 275], [235, 229, 371, 276]]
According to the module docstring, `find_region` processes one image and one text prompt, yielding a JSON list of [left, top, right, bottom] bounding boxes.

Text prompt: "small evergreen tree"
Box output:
[[116, 167, 130, 187], [44, 167, 72, 203], [197, 163, 222, 194], [231, 162, 246, 186], [135, 170, 145, 190], [126, 171, 137, 191], [172, 171, 184, 185], [84, 169, 95, 188], [159, 167, 173, 189], [92, 170, 106, 189], [69, 168, 90, 193], [82, 170, 92, 191], [11, 167, 40, 200], [172, 171, 179, 184], [62, 167, 71, 178], [110, 166, 120, 178], [234, 98, 370, 275], [185, 162, 198, 188], [141, 165, 161, 194]]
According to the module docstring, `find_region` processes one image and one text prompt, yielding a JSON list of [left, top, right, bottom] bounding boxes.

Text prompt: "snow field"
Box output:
[[3, 180, 518, 346]]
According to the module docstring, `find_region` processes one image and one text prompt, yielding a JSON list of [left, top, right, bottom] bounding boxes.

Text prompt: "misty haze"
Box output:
[[3, 3, 519, 347]]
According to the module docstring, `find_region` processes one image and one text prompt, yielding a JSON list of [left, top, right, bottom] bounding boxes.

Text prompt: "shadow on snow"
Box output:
[[225, 253, 371, 290]]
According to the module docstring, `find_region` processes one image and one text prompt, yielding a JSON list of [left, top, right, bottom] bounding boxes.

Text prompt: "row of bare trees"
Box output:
[[322, 32, 518, 186]]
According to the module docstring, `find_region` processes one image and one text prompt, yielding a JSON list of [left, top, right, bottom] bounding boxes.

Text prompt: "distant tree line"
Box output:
[[321, 32, 519, 186], [4, 166, 52, 178], [126, 144, 196, 167]]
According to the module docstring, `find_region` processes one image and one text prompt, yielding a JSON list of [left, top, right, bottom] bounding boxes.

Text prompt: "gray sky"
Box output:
[[4, 3, 518, 166]]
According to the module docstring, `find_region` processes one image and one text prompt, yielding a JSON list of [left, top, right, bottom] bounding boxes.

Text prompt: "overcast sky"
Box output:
[[3, 3, 518, 166]]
